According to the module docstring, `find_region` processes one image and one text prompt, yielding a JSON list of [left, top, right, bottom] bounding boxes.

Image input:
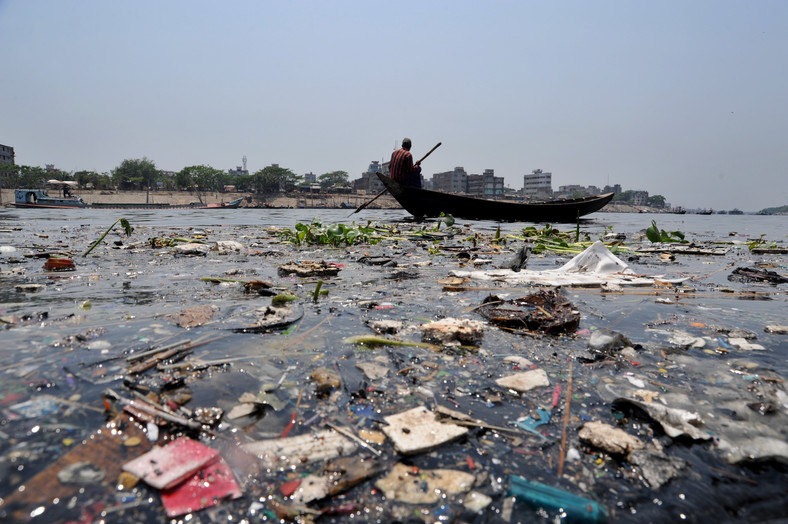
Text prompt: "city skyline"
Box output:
[[2, 1, 787, 212]]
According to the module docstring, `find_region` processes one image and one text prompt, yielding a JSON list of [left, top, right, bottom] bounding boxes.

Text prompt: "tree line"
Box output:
[[0, 158, 350, 193]]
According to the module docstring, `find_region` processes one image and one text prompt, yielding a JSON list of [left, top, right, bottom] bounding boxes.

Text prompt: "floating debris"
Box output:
[[478, 290, 581, 334]]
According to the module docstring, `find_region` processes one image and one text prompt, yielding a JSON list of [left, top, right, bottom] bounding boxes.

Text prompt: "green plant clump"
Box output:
[[278, 219, 380, 247], [645, 220, 687, 243]]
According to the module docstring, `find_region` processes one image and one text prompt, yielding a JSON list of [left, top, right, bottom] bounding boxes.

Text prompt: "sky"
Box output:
[[1, 1, 787, 212]]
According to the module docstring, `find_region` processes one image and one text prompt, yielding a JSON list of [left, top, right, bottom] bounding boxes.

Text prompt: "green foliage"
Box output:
[[431, 212, 455, 231], [177, 165, 226, 191], [427, 243, 445, 256], [757, 204, 788, 215], [148, 236, 207, 248], [277, 219, 380, 247], [253, 165, 301, 193], [518, 223, 575, 243], [612, 190, 633, 202], [645, 220, 686, 243], [113, 158, 158, 190], [83, 218, 134, 257], [272, 292, 299, 307], [73, 170, 111, 190], [508, 223, 636, 255], [318, 171, 349, 189], [0, 164, 49, 189], [747, 234, 778, 251], [648, 194, 666, 208]]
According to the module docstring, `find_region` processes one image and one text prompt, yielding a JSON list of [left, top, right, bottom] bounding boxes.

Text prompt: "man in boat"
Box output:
[[389, 137, 422, 188]]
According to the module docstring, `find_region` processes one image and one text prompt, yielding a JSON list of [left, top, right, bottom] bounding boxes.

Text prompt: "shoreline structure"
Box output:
[[0, 188, 649, 212]]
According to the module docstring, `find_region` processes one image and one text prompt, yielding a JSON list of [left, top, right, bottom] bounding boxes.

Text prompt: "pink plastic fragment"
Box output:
[[122, 437, 219, 490]]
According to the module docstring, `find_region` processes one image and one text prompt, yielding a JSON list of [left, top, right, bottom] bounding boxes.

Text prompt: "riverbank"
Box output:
[[0, 188, 657, 213], [0, 188, 402, 209]]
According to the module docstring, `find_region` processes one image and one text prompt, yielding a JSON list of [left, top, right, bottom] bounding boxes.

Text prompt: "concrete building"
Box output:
[[523, 170, 552, 199], [432, 167, 468, 193], [228, 166, 249, 177], [303, 172, 317, 183], [0, 143, 13, 165], [467, 169, 504, 197], [352, 161, 386, 193], [631, 190, 650, 206]]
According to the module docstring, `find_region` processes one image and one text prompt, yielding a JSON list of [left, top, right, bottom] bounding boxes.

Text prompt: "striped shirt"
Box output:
[[389, 148, 415, 183]]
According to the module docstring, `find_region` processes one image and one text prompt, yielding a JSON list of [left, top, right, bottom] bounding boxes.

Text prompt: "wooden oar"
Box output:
[[350, 141, 441, 216]]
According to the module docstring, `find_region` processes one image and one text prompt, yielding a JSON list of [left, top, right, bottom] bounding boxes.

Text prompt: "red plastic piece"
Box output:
[[160, 456, 242, 517]]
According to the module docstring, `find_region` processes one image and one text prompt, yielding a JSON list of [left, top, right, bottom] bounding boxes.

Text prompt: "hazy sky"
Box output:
[[2, 1, 787, 211]]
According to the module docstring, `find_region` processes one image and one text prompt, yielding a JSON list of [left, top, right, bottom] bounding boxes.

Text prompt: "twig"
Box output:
[[708, 465, 758, 485], [557, 359, 573, 477], [41, 394, 104, 413], [325, 422, 382, 456], [535, 305, 553, 318]]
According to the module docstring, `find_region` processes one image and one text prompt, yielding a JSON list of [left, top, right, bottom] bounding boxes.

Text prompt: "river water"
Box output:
[[0, 208, 786, 523]]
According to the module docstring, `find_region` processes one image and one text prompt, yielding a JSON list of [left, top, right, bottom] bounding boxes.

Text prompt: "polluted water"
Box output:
[[0, 207, 786, 523]]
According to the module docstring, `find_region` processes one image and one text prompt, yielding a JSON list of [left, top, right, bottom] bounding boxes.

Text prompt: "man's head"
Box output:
[[402, 137, 412, 150]]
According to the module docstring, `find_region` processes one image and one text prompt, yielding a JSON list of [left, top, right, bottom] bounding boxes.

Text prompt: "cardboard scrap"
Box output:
[[382, 406, 468, 455], [0, 415, 150, 521], [375, 462, 475, 504], [241, 429, 356, 469], [578, 420, 646, 455], [495, 369, 550, 393]]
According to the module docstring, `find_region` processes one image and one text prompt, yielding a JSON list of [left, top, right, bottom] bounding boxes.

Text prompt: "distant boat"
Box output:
[[672, 207, 686, 214], [13, 189, 243, 210], [377, 174, 614, 222]]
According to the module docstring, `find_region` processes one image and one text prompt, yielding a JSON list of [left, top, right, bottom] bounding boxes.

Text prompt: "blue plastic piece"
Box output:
[[508, 475, 608, 523], [514, 408, 551, 439]]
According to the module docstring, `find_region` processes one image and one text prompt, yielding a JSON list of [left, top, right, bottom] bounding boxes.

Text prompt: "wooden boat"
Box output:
[[13, 189, 243, 210], [377, 174, 614, 222]]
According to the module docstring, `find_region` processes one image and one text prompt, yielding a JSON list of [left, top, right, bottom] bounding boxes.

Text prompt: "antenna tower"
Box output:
[[242, 155, 247, 172]]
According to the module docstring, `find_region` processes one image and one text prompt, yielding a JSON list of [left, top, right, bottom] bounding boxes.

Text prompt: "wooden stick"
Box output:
[[557, 359, 573, 477]]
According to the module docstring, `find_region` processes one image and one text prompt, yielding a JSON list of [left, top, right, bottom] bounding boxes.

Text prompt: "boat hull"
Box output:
[[377, 174, 613, 222]]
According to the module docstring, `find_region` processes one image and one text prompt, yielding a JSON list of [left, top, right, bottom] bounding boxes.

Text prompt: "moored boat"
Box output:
[[377, 173, 614, 222], [13, 189, 243, 210]]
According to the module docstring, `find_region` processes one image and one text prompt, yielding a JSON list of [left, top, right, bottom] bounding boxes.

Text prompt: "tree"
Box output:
[[74, 170, 106, 189], [113, 158, 158, 190], [177, 165, 225, 191], [232, 173, 254, 192], [613, 190, 633, 202], [648, 195, 666, 208], [318, 170, 349, 189], [252, 165, 301, 193], [0, 164, 48, 189]]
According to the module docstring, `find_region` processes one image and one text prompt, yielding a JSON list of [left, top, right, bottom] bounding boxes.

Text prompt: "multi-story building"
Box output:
[[228, 166, 249, 177], [352, 161, 386, 193], [467, 169, 504, 197], [631, 190, 650, 206], [523, 170, 552, 199], [0, 143, 13, 165], [432, 167, 467, 193]]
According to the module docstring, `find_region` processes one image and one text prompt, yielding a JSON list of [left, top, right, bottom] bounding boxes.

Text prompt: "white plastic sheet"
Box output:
[[451, 241, 689, 287]]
